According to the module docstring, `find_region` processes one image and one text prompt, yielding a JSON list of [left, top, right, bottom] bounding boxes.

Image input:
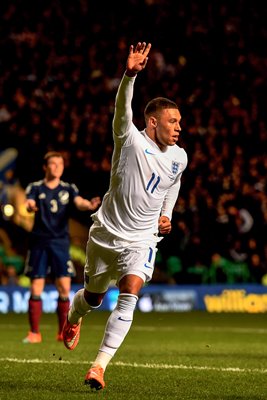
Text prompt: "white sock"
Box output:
[[98, 293, 138, 359], [68, 288, 101, 325], [91, 351, 113, 371]]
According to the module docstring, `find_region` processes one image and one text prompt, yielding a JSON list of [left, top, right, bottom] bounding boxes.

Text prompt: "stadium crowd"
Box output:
[[0, 0, 266, 285]]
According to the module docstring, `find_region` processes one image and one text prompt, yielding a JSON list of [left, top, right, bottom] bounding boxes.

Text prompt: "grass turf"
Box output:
[[0, 311, 267, 399]]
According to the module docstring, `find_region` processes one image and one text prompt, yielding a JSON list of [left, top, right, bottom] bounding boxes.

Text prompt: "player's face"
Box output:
[[45, 156, 64, 179], [154, 108, 181, 149]]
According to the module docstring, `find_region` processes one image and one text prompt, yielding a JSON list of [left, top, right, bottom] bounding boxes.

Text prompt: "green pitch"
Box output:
[[0, 311, 267, 400]]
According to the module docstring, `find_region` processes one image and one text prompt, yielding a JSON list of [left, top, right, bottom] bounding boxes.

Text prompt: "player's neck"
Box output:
[[145, 129, 167, 152], [44, 176, 60, 189]]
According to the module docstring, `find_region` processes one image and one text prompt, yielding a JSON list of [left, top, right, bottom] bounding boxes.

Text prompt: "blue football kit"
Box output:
[[24, 180, 79, 279]]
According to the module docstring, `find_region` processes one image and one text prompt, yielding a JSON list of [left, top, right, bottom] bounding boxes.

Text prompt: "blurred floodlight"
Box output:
[[2, 204, 14, 217]]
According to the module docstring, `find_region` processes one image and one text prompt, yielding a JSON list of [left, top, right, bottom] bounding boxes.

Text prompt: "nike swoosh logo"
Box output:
[[118, 317, 132, 322], [144, 263, 153, 269], [145, 148, 156, 155]]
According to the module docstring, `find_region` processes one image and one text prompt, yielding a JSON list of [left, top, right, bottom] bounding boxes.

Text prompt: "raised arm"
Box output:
[[113, 42, 152, 137]]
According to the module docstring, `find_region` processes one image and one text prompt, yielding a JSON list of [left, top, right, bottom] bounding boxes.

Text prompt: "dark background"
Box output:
[[0, 0, 266, 285]]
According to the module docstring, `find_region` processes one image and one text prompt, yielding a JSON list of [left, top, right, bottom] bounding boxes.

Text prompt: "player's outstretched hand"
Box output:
[[26, 199, 38, 213], [126, 42, 152, 77], [89, 196, 101, 211]]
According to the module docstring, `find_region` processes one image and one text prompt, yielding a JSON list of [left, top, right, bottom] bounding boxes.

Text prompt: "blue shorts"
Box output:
[[24, 242, 76, 279]]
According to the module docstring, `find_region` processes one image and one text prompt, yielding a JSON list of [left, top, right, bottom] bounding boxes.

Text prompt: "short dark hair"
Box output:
[[144, 97, 178, 121], [43, 151, 64, 166]]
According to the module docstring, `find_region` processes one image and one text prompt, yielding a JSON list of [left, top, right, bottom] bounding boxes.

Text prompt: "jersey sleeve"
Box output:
[[25, 182, 36, 200], [112, 73, 136, 142], [70, 183, 79, 199], [161, 151, 188, 220], [161, 178, 181, 220]]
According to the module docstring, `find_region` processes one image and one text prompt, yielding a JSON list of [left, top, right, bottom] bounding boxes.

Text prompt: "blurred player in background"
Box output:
[[23, 151, 101, 344], [63, 42, 187, 390]]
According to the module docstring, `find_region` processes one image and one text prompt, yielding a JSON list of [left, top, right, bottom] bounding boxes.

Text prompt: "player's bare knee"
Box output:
[[84, 289, 106, 307], [118, 275, 144, 296]]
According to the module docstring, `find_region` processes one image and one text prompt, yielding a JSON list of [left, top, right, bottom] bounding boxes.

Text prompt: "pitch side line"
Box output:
[[2, 324, 267, 334], [1, 358, 267, 374], [133, 326, 267, 334]]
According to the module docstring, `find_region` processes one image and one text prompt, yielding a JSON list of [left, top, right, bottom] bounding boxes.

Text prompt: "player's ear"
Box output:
[[150, 116, 157, 128]]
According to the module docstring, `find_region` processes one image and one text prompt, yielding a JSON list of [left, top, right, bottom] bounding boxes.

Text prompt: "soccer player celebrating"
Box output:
[[23, 151, 101, 344], [63, 42, 188, 390]]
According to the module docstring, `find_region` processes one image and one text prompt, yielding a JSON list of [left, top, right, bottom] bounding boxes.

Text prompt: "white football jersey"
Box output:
[[92, 74, 187, 241]]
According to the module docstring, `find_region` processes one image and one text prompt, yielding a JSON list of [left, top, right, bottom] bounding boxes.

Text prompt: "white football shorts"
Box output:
[[84, 221, 158, 293]]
